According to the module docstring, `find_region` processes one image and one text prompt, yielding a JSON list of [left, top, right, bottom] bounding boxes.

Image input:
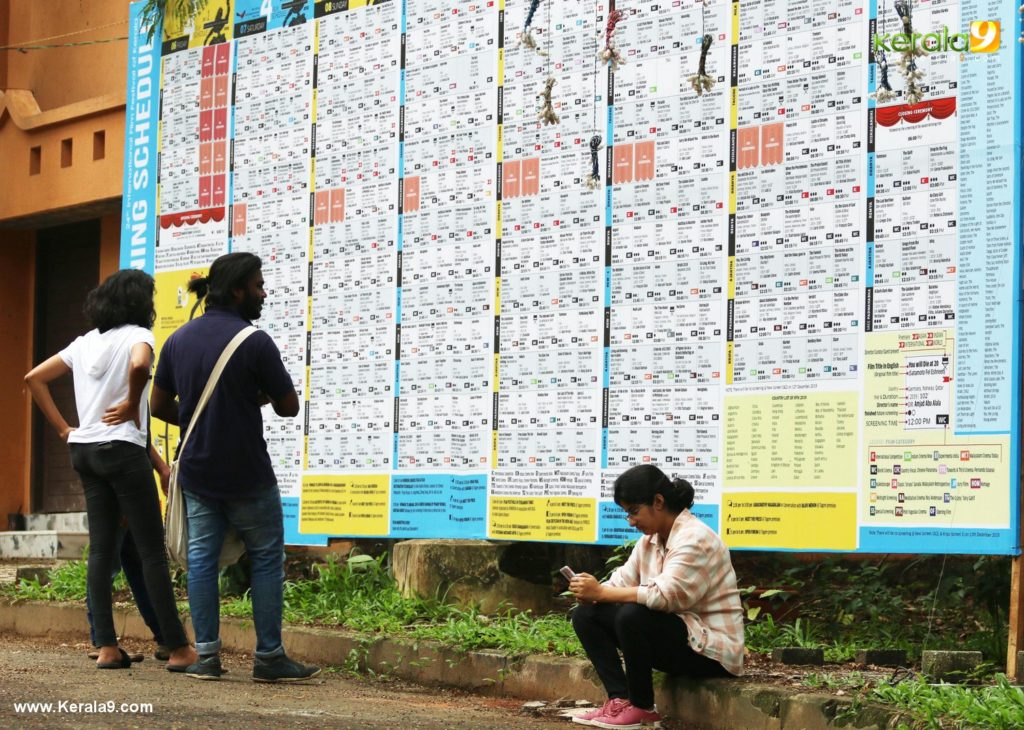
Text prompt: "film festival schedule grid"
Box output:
[[127, 0, 1021, 553]]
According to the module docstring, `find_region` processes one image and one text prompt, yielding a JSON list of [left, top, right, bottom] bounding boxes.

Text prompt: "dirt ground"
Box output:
[[0, 633, 573, 729]]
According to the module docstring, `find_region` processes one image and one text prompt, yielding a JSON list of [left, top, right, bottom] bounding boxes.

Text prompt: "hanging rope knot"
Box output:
[[688, 34, 715, 96], [519, 0, 547, 55], [584, 134, 603, 190], [599, 9, 626, 72], [873, 48, 897, 102], [538, 76, 560, 125], [892, 0, 926, 103]]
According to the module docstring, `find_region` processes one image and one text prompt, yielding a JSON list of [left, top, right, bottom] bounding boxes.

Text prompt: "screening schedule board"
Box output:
[[121, 0, 1022, 553]]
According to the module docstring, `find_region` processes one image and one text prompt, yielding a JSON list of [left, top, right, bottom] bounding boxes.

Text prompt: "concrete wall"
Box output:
[[4, 0, 127, 110], [0, 0, 127, 222]]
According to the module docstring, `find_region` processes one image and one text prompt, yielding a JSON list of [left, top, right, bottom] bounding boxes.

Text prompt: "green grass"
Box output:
[[220, 554, 583, 657], [2, 551, 126, 602], [857, 675, 1024, 730]]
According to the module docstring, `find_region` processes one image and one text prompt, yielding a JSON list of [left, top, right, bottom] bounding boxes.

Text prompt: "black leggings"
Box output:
[[70, 441, 189, 649], [572, 602, 730, 709]]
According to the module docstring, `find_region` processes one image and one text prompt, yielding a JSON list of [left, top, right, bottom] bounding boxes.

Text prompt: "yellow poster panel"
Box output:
[[300, 475, 389, 535], [724, 392, 857, 488], [154, 268, 208, 353], [489, 497, 596, 543], [861, 331, 1011, 525], [722, 492, 857, 550], [151, 269, 207, 468], [164, 1, 234, 47]]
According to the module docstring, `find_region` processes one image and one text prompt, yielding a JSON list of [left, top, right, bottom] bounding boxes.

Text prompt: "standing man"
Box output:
[[151, 252, 320, 683]]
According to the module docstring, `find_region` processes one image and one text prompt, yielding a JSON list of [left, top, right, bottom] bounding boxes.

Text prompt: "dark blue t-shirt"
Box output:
[[154, 306, 295, 499]]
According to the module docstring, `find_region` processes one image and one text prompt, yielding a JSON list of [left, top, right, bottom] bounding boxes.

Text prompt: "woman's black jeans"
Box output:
[[571, 602, 730, 709], [69, 440, 188, 650]]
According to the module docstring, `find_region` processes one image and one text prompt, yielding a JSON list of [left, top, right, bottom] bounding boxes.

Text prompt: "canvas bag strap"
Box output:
[[176, 326, 258, 458]]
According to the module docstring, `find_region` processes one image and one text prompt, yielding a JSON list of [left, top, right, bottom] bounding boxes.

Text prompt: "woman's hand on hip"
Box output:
[[102, 400, 140, 428]]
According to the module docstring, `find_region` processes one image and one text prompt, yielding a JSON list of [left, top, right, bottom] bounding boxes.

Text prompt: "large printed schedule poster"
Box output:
[[122, 0, 1023, 553]]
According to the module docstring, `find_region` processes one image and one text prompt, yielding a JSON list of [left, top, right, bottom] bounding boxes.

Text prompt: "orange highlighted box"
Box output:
[[521, 158, 540, 196], [330, 188, 345, 223], [199, 143, 212, 176], [214, 75, 229, 108], [737, 126, 759, 169], [503, 160, 521, 199], [314, 191, 330, 225], [634, 141, 655, 181], [613, 143, 634, 184], [213, 141, 227, 174], [232, 203, 247, 236], [403, 176, 421, 213], [200, 77, 214, 110], [761, 122, 784, 166]]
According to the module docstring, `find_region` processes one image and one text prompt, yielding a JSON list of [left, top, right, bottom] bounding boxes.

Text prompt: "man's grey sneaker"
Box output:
[[183, 654, 223, 680], [252, 654, 321, 683]]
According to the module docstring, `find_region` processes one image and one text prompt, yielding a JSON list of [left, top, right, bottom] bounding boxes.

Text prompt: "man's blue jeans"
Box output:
[[184, 486, 285, 658]]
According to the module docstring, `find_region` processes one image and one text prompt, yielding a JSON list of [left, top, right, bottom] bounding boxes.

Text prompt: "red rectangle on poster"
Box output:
[[613, 144, 634, 184], [213, 108, 228, 140], [314, 190, 330, 224], [199, 110, 213, 142], [232, 203, 247, 236], [199, 176, 212, 207], [330, 188, 345, 223], [502, 160, 521, 199], [215, 43, 230, 75]]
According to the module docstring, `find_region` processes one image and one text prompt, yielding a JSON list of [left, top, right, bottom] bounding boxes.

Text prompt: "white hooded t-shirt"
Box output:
[[58, 325, 155, 448]]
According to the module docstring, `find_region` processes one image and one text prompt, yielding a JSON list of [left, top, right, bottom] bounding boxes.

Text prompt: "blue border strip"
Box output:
[[120, 0, 161, 273], [1011, 2, 1023, 553]]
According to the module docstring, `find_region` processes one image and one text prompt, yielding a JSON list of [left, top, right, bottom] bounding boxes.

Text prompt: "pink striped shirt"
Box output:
[[605, 509, 745, 676]]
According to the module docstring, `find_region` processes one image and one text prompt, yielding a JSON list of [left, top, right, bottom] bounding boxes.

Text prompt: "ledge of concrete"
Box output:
[[0, 599, 908, 729]]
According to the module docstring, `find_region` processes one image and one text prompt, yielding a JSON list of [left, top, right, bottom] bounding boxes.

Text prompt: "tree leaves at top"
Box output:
[[139, 0, 209, 42]]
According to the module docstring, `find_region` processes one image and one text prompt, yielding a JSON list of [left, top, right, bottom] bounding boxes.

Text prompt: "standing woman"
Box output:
[[569, 465, 744, 729], [24, 269, 197, 670]]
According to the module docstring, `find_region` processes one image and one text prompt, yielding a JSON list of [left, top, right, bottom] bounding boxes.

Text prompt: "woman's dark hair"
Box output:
[[613, 464, 694, 513], [187, 252, 262, 308], [83, 269, 156, 333]]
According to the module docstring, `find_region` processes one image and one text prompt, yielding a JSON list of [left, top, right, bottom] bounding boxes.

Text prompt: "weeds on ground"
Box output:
[[2, 549, 126, 602], [735, 554, 1011, 664], [219, 553, 583, 657], [858, 674, 1024, 729]]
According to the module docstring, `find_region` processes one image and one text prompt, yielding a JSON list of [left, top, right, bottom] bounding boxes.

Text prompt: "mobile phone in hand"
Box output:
[[559, 565, 577, 581]]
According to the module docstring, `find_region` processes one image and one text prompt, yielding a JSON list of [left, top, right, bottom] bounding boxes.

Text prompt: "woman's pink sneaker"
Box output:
[[571, 698, 623, 726], [591, 700, 662, 729]]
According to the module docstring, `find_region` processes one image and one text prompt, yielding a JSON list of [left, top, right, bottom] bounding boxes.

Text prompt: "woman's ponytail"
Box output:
[[664, 477, 695, 512], [187, 276, 209, 320], [187, 275, 210, 300]]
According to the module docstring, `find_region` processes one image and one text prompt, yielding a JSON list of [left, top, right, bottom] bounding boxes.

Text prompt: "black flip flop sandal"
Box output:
[[97, 647, 133, 669], [90, 649, 143, 662]]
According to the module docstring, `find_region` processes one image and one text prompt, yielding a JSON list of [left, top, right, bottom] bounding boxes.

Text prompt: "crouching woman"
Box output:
[[569, 465, 744, 729]]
